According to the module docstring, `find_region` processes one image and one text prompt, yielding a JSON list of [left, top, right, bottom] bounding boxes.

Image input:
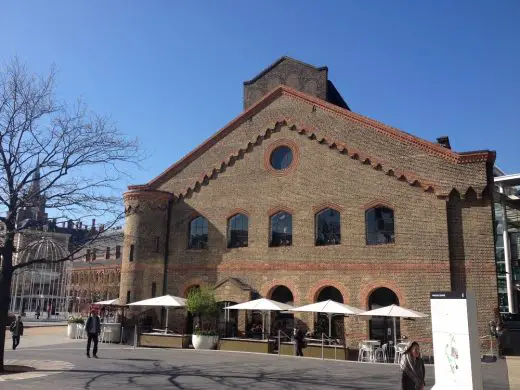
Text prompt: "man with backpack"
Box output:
[[10, 315, 24, 350]]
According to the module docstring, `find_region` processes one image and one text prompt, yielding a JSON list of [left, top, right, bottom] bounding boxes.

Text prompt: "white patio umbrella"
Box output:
[[358, 304, 427, 347], [291, 300, 364, 338], [93, 298, 120, 306], [128, 295, 187, 334], [225, 298, 294, 339]]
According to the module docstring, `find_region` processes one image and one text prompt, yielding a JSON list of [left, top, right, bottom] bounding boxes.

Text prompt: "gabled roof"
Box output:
[[243, 56, 328, 85], [214, 277, 253, 291], [128, 85, 494, 195]]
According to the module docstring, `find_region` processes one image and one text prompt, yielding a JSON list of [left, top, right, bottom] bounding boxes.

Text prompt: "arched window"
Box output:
[[365, 207, 395, 245], [227, 213, 248, 248], [315, 208, 341, 246], [188, 216, 209, 249], [270, 211, 292, 247]]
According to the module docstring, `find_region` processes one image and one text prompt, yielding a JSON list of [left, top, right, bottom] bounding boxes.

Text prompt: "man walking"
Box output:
[[10, 315, 24, 350], [85, 310, 101, 358], [293, 327, 306, 357]]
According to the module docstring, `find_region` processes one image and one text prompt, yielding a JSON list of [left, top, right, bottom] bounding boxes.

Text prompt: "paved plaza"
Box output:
[[1, 327, 517, 389]]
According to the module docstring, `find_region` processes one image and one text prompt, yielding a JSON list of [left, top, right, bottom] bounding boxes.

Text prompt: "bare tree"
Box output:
[[0, 58, 139, 371]]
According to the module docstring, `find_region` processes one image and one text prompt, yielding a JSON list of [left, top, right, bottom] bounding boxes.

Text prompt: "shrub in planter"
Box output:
[[67, 316, 85, 324], [186, 287, 219, 349], [67, 316, 85, 339]]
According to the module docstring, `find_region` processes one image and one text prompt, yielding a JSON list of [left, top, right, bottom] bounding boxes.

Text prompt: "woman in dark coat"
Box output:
[[399, 341, 425, 390]]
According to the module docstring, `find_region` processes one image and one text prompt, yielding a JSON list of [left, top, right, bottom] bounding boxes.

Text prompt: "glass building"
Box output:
[[494, 167, 520, 315]]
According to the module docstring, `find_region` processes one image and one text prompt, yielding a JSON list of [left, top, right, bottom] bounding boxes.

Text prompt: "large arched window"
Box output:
[[188, 216, 209, 249], [227, 214, 248, 248], [315, 208, 341, 246], [270, 211, 292, 247], [365, 207, 395, 245]]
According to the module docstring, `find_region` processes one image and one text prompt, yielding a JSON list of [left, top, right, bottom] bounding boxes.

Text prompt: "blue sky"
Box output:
[[2, 0, 519, 192]]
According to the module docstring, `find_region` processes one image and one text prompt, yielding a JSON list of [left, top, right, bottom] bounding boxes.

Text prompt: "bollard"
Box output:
[[133, 324, 137, 349], [120, 326, 124, 344], [321, 333, 324, 360], [277, 330, 280, 356]]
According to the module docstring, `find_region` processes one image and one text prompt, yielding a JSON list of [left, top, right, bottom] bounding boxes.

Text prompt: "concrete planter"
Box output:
[[67, 323, 77, 339], [192, 334, 218, 350]]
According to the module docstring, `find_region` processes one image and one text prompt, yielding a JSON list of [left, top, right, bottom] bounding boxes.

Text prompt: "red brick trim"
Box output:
[[267, 206, 295, 217], [186, 210, 212, 223], [181, 279, 206, 298], [261, 279, 300, 305], [362, 200, 396, 211], [307, 280, 350, 304], [280, 87, 494, 165], [160, 261, 449, 273], [312, 202, 344, 214], [139, 117, 483, 203], [358, 280, 407, 309], [128, 85, 493, 191], [263, 139, 300, 176], [225, 208, 251, 220], [123, 190, 173, 202]]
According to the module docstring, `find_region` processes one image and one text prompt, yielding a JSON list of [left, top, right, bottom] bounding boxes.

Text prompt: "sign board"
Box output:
[[430, 291, 483, 390]]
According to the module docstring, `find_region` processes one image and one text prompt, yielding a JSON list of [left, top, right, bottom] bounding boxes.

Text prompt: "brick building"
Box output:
[[120, 57, 498, 347], [68, 226, 123, 313]]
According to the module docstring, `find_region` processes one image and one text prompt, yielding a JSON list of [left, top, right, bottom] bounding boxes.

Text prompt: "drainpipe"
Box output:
[[163, 198, 173, 296]]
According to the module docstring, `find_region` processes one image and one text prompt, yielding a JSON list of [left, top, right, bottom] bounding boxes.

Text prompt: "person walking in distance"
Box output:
[[10, 315, 24, 350], [293, 327, 306, 357], [85, 310, 101, 358]]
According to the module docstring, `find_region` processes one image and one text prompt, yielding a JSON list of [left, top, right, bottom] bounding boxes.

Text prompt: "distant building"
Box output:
[[7, 164, 106, 316], [67, 227, 123, 313]]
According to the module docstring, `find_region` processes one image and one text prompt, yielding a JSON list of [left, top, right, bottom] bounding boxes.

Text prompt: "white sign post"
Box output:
[[430, 291, 483, 390]]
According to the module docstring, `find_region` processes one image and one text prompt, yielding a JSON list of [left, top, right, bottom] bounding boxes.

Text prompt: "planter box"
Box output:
[[192, 334, 218, 350], [67, 323, 84, 339], [140, 333, 190, 349], [67, 323, 76, 339], [219, 338, 272, 354], [278, 342, 346, 360]]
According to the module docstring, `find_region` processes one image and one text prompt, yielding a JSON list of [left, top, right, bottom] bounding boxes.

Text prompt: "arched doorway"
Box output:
[[315, 286, 344, 339], [218, 301, 238, 337], [368, 287, 400, 344], [269, 286, 294, 337]]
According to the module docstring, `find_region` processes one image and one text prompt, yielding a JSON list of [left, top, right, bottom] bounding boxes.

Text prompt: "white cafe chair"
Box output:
[[101, 327, 112, 343], [358, 342, 372, 362]]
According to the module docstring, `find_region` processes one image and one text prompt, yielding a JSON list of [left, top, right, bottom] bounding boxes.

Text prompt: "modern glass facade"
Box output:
[[494, 189, 520, 314]]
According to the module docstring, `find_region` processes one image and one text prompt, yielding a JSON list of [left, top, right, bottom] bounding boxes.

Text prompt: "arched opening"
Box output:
[[368, 287, 400, 344], [268, 286, 294, 339], [270, 285, 294, 305], [315, 286, 344, 339], [218, 301, 238, 337]]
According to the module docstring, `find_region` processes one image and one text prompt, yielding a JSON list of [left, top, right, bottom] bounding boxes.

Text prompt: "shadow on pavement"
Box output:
[[21, 366, 401, 390]]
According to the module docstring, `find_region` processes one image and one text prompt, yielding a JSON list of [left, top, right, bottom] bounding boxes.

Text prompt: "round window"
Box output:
[[270, 146, 293, 170]]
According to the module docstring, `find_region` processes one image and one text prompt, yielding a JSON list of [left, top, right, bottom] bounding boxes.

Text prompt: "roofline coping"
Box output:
[[128, 85, 495, 190]]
